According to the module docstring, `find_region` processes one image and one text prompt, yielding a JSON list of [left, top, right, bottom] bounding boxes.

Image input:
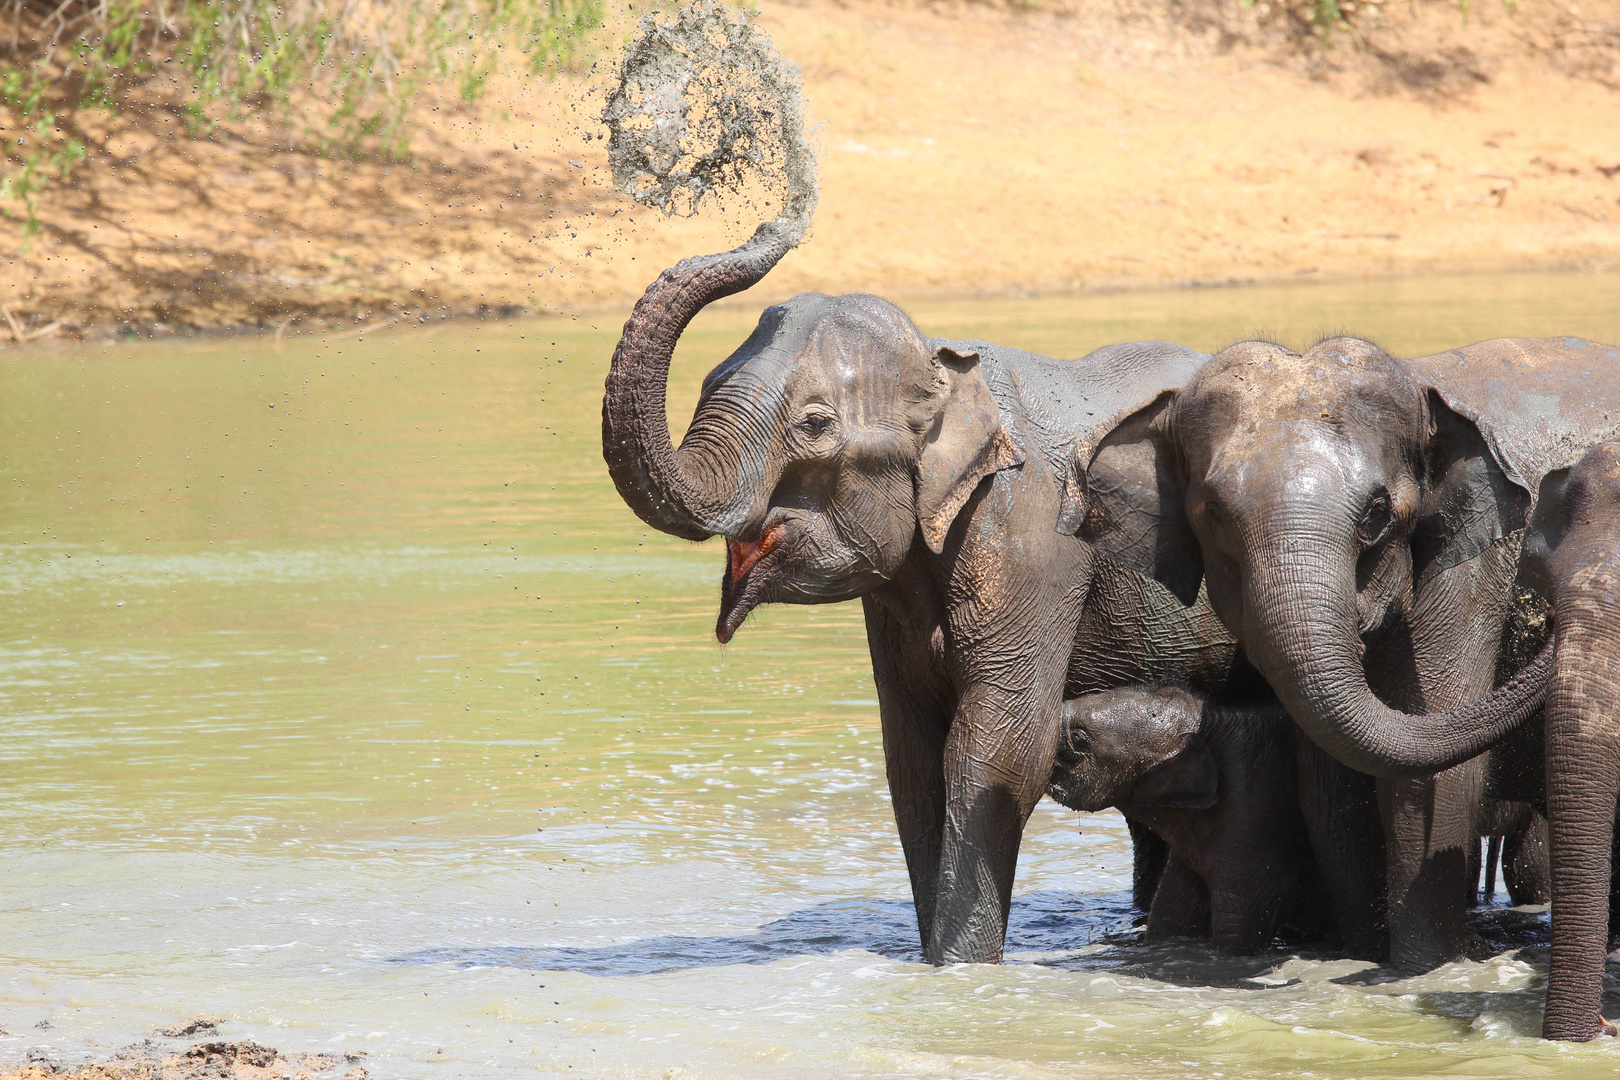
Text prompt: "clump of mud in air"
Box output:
[[602, 0, 818, 246]]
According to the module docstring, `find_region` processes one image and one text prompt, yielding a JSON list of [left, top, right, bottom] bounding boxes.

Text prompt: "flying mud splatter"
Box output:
[[602, 0, 818, 246]]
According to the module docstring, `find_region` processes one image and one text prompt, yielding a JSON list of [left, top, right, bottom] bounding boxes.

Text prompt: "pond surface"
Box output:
[[4, 271, 1620, 1079]]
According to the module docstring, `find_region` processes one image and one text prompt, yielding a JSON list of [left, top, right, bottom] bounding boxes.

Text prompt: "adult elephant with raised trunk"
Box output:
[[602, 221, 1264, 965], [1068, 335, 1615, 1034]]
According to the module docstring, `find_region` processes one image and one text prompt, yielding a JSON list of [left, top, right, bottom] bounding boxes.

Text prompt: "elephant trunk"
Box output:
[[1541, 543, 1620, 1040], [1242, 532, 1551, 780], [602, 222, 796, 541]]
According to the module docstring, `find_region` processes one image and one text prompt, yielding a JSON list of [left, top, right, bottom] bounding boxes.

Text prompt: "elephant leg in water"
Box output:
[[1476, 799, 1551, 906], [1538, 442, 1620, 1041], [1064, 337, 1595, 972], [1127, 817, 1170, 912], [1480, 715, 1552, 906], [601, 219, 1237, 963], [1500, 808, 1552, 905], [1294, 737, 1386, 959], [1364, 537, 1521, 967]]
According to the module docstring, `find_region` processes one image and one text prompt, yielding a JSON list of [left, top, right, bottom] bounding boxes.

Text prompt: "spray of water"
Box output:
[[602, 0, 818, 246]]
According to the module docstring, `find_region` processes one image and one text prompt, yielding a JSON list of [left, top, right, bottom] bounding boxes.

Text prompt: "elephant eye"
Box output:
[[1062, 725, 1092, 757], [1200, 498, 1224, 529], [798, 412, 833, 438], [1358, 493, 1393, 546]]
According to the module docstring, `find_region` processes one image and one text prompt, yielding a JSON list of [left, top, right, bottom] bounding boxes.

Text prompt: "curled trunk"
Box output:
[[1243, 545, 1552, 780], [602, 222, 795, 540]]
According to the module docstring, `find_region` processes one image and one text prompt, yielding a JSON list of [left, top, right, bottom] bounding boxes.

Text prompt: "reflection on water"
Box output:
[[390, 889, 1141, 977], [3, 272, 1620, 1079]]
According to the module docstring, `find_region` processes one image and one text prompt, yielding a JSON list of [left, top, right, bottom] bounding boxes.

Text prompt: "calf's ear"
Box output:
[[1061, 390, 1204, 604], [1129, 734, 1218, 810], [915, 345, 1024, 554]]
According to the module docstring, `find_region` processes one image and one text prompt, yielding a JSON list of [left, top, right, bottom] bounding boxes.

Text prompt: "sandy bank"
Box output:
[[1, 0, 1617, 339], [1, 1026, 365, 1080]]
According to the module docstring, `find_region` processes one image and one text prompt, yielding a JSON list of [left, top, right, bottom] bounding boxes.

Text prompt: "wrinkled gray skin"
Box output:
[[1476, 798, 1551, 907], [1477, 695, 1552, 909], [602, 232, 1246, 964], [1521, 440, 1620, 1039], [1049, 686, 1320, 954], [1068, 336, 1618, 1031]]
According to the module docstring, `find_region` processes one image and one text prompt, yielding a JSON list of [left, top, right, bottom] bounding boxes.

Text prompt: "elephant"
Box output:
[[1126, 817, 1171, 912], [1522, 440, 1620, 1039], [1476, 800, 1551, 907], [1048, 685, 1326, 954], [1477, 685, 1552, 907], [602, 224, 1261, 965], [1065, 334, 1614, 1032]]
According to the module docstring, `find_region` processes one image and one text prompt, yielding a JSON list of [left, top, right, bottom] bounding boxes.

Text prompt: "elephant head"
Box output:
[[1067, 336, 1552, 779], [603, 226, 1021, 642], [1048, 687, 1218, 815]]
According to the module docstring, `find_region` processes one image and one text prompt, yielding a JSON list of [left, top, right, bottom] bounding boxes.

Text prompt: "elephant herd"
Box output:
[[601, 220, 1620, 1041]]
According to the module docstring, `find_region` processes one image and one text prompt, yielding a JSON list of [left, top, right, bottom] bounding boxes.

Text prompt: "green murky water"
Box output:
[[4, 271, 1620, 1079]]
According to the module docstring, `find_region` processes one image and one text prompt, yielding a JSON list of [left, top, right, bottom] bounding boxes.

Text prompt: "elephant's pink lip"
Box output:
[[727, 523, 785, 584], [717, 524, 789, 644]]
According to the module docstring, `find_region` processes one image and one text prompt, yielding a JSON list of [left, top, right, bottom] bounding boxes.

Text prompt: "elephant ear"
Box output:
[[1129, 733, 1219, 810], [1059, 390, 1204, 605], [1515, 466, 1573, 596], [915, 345, 1025, 554], [1413, 387, 1533, 589]]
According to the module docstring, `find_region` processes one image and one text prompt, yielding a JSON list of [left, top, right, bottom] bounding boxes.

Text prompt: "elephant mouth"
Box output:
[[717, 523, 788, 643]]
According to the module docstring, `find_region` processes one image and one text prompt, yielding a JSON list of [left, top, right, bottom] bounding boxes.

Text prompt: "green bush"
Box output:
[[0, 0, 604, 234]]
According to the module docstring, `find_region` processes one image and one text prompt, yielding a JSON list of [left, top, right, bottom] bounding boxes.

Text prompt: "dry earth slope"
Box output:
[[0, 0, 1618, 339]]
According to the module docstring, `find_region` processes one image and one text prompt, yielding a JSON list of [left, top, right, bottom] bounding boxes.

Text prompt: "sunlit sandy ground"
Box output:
[[1, 0, 1618, 335]]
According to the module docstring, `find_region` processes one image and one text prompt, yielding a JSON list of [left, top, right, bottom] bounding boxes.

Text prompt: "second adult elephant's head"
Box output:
[[1066, 336, 1550, 778], [603, 225, 1020, 642]]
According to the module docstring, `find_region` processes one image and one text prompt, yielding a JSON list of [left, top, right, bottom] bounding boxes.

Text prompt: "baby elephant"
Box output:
[[1049, 686, 1317, 953]]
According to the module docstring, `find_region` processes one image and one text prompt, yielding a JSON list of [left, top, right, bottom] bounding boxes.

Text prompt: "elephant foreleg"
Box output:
[[1127, 816, 1170, 912], [865, 595, 952, 953], [1207, 866, 1291, 955], [883, 705, 949, 954], [1378, 759, 1488, 970], [925, 460, 1085, 964], [929, 681, 1065, 964], [1296, 733, 1387, 961], [1502, 804, 1551, 906], [1381, 538, 1518, 970], [1145, 856, 1210, 942]]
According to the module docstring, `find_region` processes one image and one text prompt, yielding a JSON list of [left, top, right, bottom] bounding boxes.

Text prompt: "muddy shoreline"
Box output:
[[1, 1019, 367, 1080]]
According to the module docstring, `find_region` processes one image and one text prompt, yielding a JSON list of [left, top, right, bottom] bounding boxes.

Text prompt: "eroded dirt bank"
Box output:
[[1, 0, 1618, 339], [0, 1019, 366, 1080]]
